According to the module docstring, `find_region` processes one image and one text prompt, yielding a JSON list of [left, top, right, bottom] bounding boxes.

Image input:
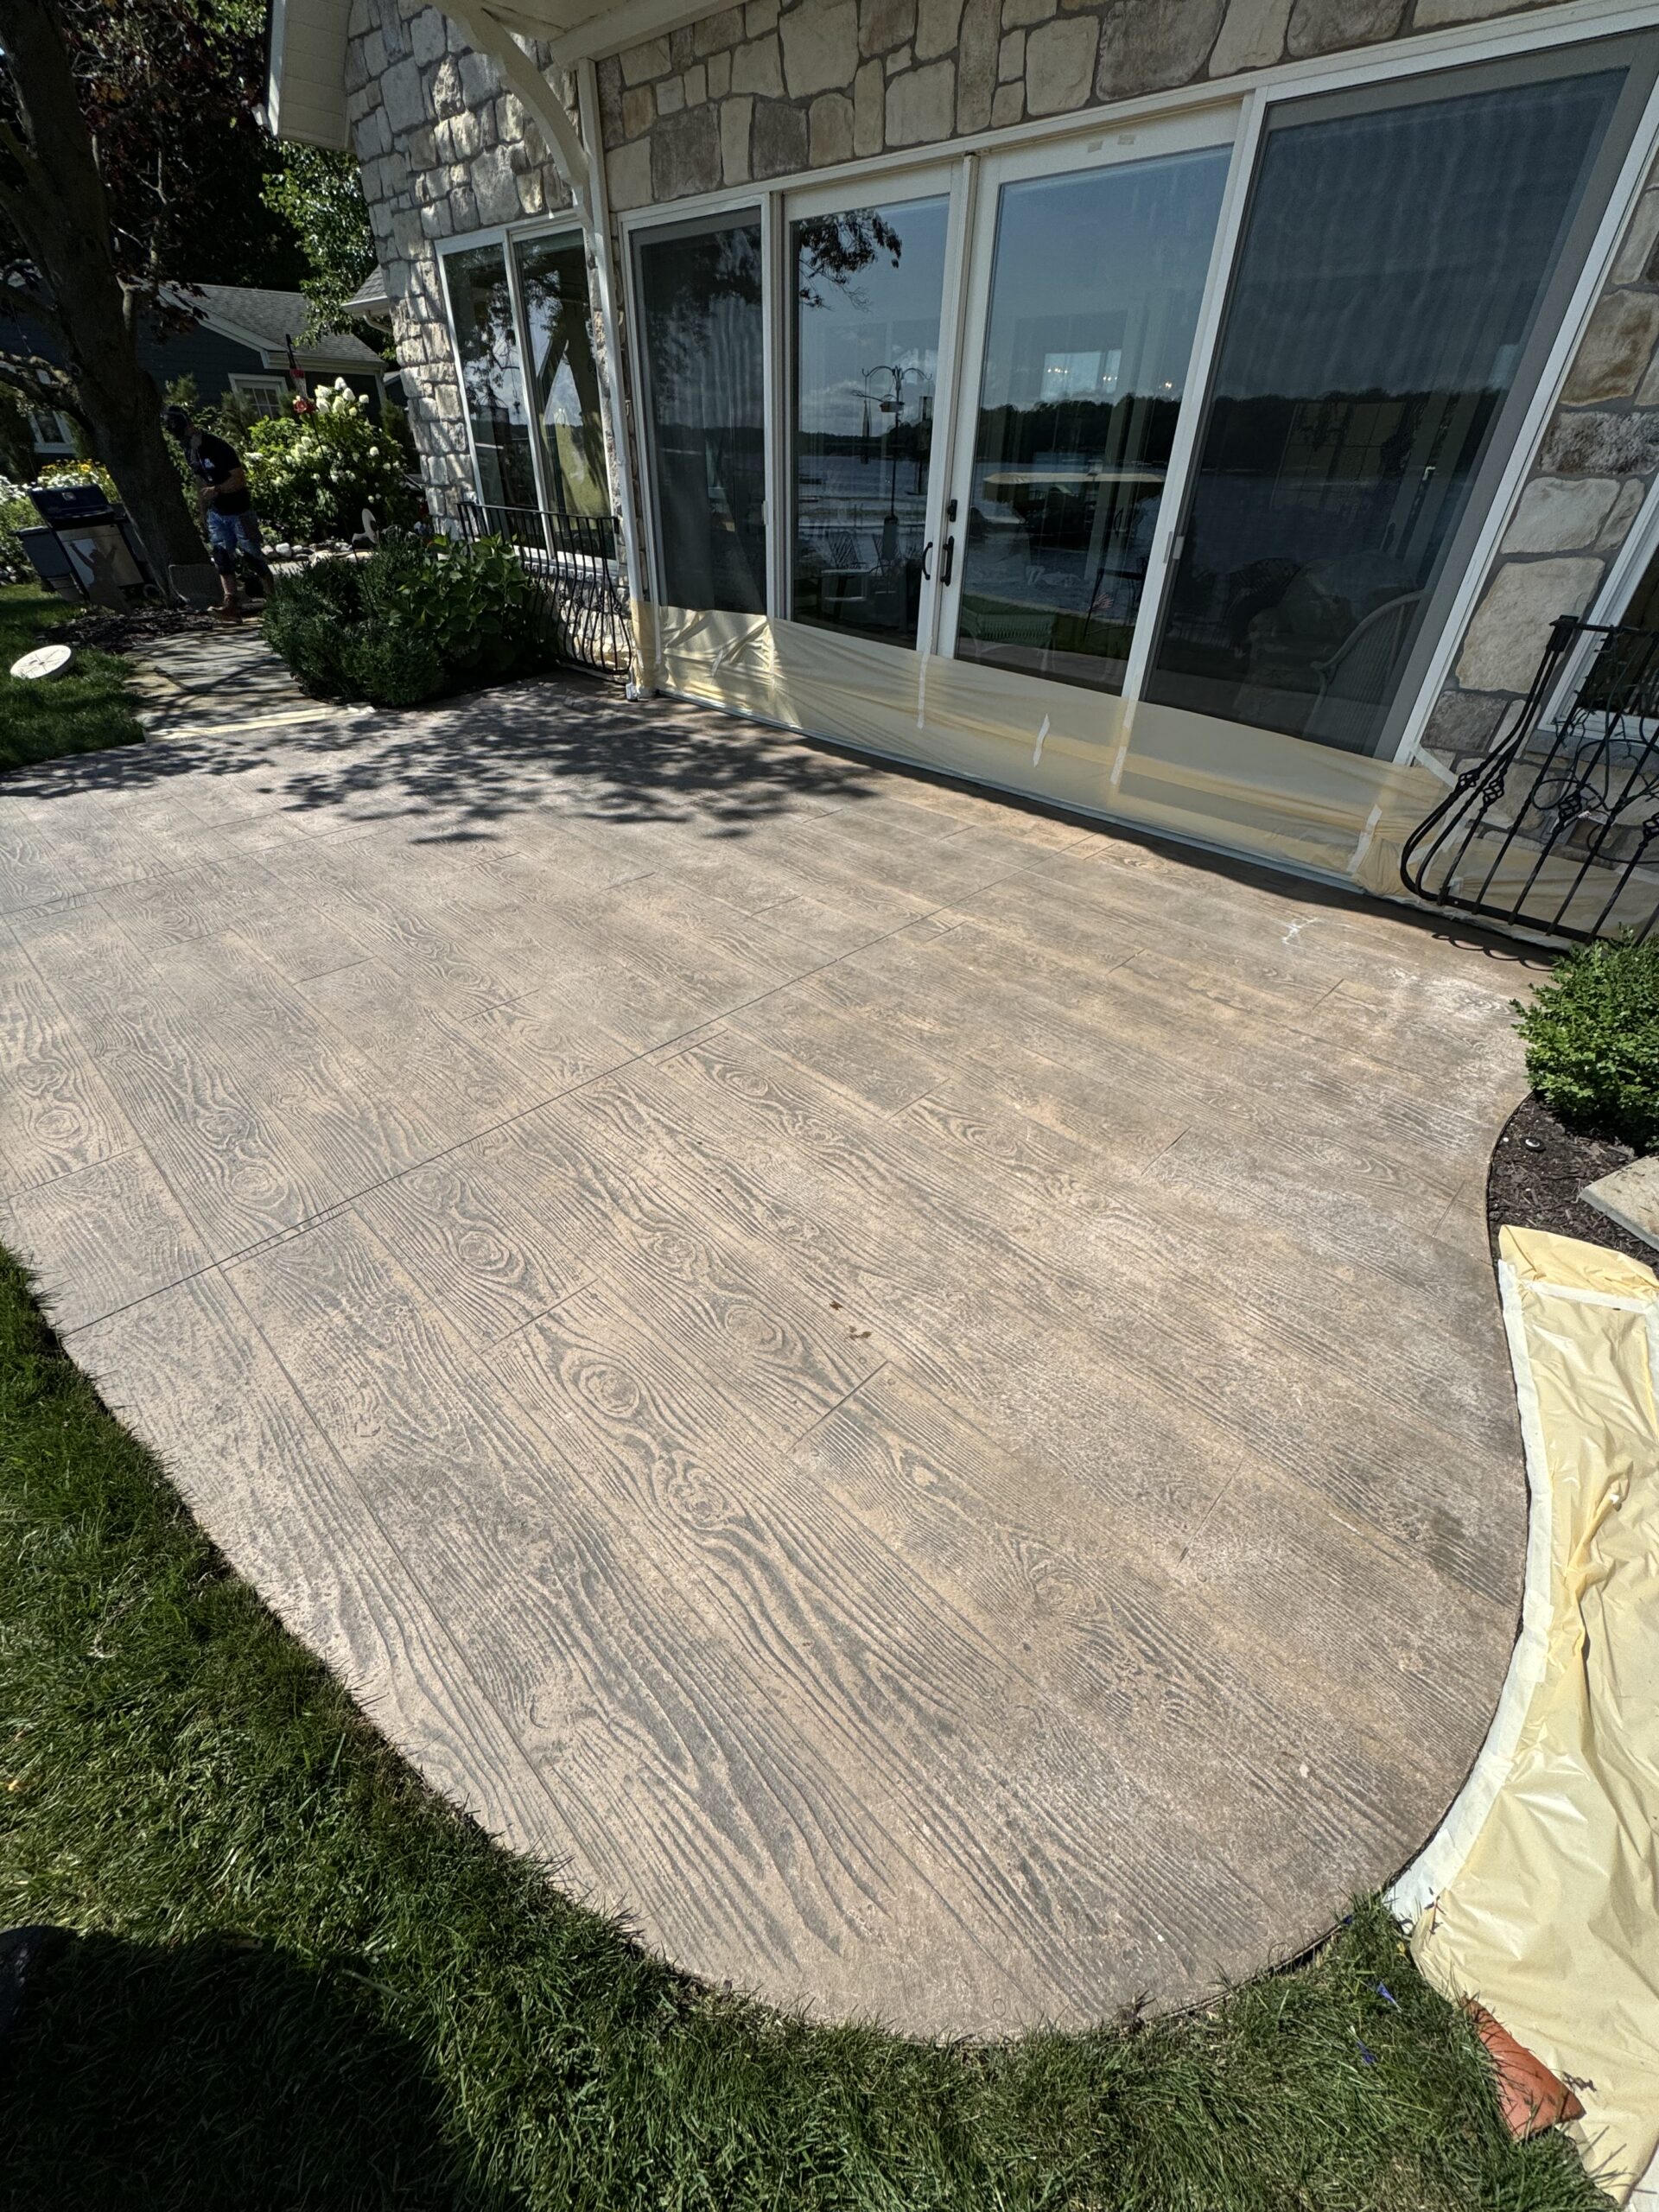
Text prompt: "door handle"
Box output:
[[921, 539, 934, 580], [941, 535, 955, 586]]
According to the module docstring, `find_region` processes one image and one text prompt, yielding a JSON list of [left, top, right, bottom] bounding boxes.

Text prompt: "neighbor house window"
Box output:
[[229, 375, 291, 418], [1146, 53, 1629, 755], [791, 195, 950, 650], [956, 147, 1230, 694], [634, 213, 767, 615], [443, 241, 541, 512]]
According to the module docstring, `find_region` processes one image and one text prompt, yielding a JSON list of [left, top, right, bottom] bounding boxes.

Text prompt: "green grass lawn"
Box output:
[[0, 582, 143, 774], [0, 1244, 1610, 2211]]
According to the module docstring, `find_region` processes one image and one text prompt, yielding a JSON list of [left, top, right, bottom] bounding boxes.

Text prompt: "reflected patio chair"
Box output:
[[1303, 592, 1423, 751]]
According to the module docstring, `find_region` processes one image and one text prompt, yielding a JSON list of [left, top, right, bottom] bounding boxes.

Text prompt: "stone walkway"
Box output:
[[0, 645, 1534, 2034]]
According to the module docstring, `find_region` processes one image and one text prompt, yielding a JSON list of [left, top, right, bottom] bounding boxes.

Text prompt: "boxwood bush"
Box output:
[[263, 531, 562, 709], [1515, 938, 1659, 1150]]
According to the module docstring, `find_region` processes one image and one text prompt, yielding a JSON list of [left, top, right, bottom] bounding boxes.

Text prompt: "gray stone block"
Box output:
[[1285, 0, 1405, 59], [1209, 0, 1291, 73], [410, 7, 445, 64], [781, 0, 858, 95], [751, 97, 809, 176], [915, 0, 965, 51], [1096, 0, 1224, 97], [1561, 291, 1659, 407], [810, 90, 855, 161], [954, 0, 998, 130], [861, 0, 917, 54], [652, 102, 722, 196], [733, 34, 785, 95], [853, 56, 884, 150], [1027, 11, 1095, 107], [721, 92, 754, 180], [381, 56, 426, 132], [1456, 556, 1605, 694], [887, 56, 955, 141], [1501, 475, 1622, 556], [1541, 410, 1659, 479]]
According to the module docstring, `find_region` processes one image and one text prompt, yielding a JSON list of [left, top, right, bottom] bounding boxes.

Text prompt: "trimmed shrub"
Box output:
[[262, 531, 560, 709], [244, 380, 415, 543], [1515, 938, 1659, 1150]]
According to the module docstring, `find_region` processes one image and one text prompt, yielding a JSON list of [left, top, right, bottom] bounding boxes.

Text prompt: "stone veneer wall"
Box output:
[[344, 0, 584, 523], [346, 0, 1659, 766]]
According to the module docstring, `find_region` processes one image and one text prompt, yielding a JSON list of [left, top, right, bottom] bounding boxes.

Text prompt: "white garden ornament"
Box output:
[[10, 643, 72, 682]]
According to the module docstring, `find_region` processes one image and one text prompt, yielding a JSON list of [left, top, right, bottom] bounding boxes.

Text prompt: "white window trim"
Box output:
[[228, 372, 292, 416], [436, 219, 613, 525], [615, 0, 1659, 766]]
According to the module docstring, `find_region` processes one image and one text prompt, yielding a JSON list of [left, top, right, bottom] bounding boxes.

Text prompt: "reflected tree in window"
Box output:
[[445, 243, 539, 512], [791, 199, 948, 648]]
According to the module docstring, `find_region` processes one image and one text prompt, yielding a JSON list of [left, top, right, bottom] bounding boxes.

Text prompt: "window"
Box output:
[[28, 409, 73, 454], [635, 213, 767, 615], [443, 241, 541, 512], [515, 234, 609, 518], [229, 375, 291, 419], [1146, 55, 1629, 755], [955, 147, 1230, 694], [791, 195, 950, 648]]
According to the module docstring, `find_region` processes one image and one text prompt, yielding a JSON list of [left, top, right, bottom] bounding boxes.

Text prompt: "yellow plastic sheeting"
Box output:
[[1390, 1228, 1659, 2204], [636, 604, 1445, 899]]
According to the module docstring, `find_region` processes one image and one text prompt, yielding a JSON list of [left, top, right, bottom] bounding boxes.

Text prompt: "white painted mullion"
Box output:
[[1118, 91, 1259, 709], [576, 56, 650, 674], [763, 190, 790, 622]]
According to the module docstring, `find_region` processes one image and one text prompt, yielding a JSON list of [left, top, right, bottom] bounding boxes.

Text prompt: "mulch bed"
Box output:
[[59, 605, 223, 653], [1486, 1093, 1654, 1268]]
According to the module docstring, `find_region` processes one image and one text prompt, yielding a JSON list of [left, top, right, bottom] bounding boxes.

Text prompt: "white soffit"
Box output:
[[265, 0, 723, 149]]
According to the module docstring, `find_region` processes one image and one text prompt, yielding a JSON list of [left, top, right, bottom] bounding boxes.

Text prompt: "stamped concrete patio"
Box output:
[[1, 655, 1533, 2036]]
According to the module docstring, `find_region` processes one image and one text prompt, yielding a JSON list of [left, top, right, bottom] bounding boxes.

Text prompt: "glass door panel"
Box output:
[[953, 147, 1230, 694], [1146, 58, 1628, 755], [443, 242, 540, 512], [513, 233, 609, 519], [790, 196, 950, 648], [634, 214, 767, 615]]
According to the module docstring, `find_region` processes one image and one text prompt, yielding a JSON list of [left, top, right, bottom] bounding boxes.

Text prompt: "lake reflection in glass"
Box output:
[[791, 199, 950, 648], [955, 149, 1229, 694]]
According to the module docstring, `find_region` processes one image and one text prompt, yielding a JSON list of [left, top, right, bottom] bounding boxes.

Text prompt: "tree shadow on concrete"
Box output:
[[0, 1929, 518, 2211], [3, 673, 887, 849]]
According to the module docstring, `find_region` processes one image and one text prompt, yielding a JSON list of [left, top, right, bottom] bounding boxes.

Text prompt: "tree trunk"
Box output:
[[0, 0, 206, 594]]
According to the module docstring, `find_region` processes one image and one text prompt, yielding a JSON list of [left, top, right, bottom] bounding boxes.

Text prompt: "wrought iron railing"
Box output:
[[457, 499, 632, 679], [1400, 614, 1659, 944]]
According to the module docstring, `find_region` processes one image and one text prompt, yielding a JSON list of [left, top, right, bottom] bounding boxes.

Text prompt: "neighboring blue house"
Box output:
[[3, 283, 386, 461]]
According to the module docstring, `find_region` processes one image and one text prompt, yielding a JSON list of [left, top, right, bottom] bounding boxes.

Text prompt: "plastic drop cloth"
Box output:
[[1391, 1227, 1659, 2203], [635, 604, 1446, 899]]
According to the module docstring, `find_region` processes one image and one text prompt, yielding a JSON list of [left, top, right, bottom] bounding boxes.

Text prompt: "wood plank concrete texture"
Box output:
[[0, 656, 1532, 2036]]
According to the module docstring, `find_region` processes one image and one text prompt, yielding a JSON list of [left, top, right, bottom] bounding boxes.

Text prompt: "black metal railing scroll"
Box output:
[[457, 499, 632, 680], [1401, 614, 1659, 944]]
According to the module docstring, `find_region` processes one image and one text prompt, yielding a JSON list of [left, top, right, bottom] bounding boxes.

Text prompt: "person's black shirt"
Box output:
[[188, 432, 251, 517]]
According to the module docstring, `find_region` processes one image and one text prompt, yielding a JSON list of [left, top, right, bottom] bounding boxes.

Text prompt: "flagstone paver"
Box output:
[[0, 649, 1533, 2034]]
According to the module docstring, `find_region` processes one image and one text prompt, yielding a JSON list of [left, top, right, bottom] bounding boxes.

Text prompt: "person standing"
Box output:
[[162, 404, 274, 620]]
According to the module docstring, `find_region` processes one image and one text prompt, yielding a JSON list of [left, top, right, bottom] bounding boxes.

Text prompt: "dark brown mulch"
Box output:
[[58, 605, 222, 653], [1486, 1092, 1654, 1268]]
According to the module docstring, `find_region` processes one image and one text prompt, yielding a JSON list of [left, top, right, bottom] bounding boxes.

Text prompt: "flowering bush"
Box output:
[[263, 531, 562, 707], [0, 475, 35, 579], [35, 459, 122, 499], [243, 379, 415, 543]]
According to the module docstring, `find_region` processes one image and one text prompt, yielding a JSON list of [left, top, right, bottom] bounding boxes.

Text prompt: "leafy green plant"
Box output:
[[243, 379, 414, 543], [0, 475, 36, 579], [1515, 938, 1659, 1149], [263, 531, 560, 708]]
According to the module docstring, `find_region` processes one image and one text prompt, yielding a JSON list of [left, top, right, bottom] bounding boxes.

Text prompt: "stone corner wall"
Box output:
[[1421, 160, 1659, 773], [344, 0, 582, 523]]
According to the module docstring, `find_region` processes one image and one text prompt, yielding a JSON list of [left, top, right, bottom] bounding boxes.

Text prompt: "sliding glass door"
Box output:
[[1144, 49, 1635, 756], [948, 137, 1230, 693], [634, 213, 768, 614], [788, 188, 951, 649]]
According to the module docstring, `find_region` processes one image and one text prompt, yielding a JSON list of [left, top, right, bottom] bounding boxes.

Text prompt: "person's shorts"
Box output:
[[206, 507, 267, 574]]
